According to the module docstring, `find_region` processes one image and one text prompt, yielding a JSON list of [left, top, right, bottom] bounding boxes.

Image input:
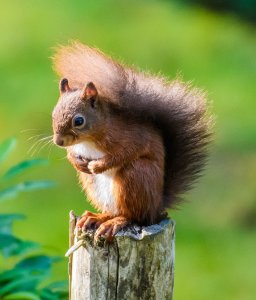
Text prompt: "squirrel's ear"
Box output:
[[81, 82, 98, 100], [59, 78, 71, 94]]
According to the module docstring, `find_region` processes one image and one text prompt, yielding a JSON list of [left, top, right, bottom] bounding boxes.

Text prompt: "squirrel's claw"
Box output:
[[73, 157, 92, 174], [75, 160, 92, 174], [77, 211, 112, 231], [68, 153, 92, 174], [94, 216, 128, 241]]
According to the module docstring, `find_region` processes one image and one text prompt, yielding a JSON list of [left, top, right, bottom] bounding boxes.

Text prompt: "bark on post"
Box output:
[[67, 212, 175, 300]]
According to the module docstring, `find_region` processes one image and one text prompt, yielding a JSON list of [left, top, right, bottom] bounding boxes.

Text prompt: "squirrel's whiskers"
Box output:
[[20, 128, 44, 133], [27, 135, 53, 157], [27, 133, 47, 142], [35, 138, 53, 156]]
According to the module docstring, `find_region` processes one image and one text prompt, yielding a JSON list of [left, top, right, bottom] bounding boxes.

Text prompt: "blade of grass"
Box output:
[[0, 181, 56, 201], [2, 291, 40, 300], [3, 159, 48, 180], [0, 138, 16, 165]]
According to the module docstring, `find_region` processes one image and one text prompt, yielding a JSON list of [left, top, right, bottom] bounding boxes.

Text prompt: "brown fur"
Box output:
[[52, 42, 213, 228], [68, 115, 165, 224]]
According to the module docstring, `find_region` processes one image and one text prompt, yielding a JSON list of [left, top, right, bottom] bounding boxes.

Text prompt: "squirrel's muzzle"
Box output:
[[53, 133, 74, 147], [53, 133, 75, 147], [54, 134, 65, 147]]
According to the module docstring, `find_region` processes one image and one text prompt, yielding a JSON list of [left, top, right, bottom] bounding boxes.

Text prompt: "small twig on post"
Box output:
[[67, 212, 175, 300]]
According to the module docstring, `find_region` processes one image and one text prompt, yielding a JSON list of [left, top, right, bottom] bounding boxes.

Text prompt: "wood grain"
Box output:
[[69, 215, 175, 300]]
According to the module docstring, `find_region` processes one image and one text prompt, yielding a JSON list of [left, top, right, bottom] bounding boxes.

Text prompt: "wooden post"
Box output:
[[67, 212, 175, 300]]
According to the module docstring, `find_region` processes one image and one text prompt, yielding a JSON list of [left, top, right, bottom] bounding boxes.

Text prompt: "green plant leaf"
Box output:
[[0, 214, 25, 234], [3, 159, 48, 180], [40, 281, 68, 300], [0, 138, 16, 165], [0, 234, 39, 258], [0, 269, 28, 284], [5, 240, 39, 257], [0, 186, 19, 200], [2, 291, 40, 300], [40, 289, 59, 300], [0, 257, 55, 284], [18, 181, 56, 191], [0, 234, 21, 250], [43, 281, 68, 291], [15, 255, 60, 272], [0, 181, 55, 201], [0, 275, 45, 296]]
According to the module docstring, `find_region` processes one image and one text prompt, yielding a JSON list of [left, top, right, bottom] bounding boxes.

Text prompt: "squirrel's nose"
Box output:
[[54, 134, 65, 147]]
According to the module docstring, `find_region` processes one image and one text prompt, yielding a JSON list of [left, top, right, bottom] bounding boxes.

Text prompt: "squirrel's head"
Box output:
[[52, 78, 104, 147]]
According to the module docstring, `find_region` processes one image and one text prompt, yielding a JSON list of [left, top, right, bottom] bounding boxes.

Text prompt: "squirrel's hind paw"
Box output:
[[77, 211, 112, 231], [94, 216, 129, 242]]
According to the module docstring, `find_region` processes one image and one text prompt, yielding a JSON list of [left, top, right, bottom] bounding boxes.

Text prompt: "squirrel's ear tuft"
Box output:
[[81, 82, 98, 100], [59, 78, 71, 94]]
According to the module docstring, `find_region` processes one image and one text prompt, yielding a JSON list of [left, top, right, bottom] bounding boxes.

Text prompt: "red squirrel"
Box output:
[[52, 42, 213, 240]]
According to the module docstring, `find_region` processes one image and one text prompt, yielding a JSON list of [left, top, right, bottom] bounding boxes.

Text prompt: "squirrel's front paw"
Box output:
[[68, 153, 92, 174], [88, 160, 106, 174]]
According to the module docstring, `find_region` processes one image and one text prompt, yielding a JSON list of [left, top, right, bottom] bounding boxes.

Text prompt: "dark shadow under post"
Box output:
[[67, 211, 175, 300]]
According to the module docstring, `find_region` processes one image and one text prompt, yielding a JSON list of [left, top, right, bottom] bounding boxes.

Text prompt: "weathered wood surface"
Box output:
[[68, 212, 175, 300]]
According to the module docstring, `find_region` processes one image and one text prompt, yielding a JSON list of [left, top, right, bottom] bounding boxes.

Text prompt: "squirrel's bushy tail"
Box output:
[[53, 42, 213, 208]]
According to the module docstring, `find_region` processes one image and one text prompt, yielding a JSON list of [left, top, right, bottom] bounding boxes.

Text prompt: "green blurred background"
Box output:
[[1, 0, 256, 299]]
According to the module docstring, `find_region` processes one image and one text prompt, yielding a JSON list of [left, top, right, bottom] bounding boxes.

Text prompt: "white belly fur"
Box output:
[[69, 142, 118, 215]]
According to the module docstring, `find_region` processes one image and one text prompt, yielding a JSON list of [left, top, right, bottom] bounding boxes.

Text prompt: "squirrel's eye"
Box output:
[[72, 115, 85, 128]]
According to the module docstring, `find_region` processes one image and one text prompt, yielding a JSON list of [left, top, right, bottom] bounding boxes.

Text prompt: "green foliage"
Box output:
[[0, 214, 25, 234], [40, 281, 69, 300], [0, 139, 56, 202], [0, 233, 39, 258], [179, 0, 256, 22], [0, 181, 56, 202], [3, 159, 48, 180], [0, 138, 16, 165], [0, 138, 68, 299], [2, 292, 41, 300], [0, 255, 63, 298]]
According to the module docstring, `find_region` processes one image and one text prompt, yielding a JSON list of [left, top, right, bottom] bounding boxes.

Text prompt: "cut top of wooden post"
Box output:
[[68, 212, 175, 300]]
